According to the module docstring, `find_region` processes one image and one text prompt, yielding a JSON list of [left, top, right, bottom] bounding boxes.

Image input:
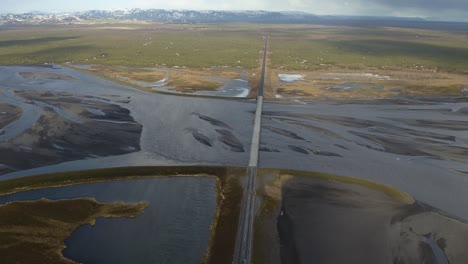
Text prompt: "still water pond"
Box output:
[[0, 177, 217, 264]]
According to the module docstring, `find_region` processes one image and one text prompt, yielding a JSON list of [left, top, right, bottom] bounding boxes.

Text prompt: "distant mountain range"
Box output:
[[0, 9, 428, 25]]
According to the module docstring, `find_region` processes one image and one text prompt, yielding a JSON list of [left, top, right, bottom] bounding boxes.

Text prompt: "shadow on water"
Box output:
[[277, 204, 300, 264]]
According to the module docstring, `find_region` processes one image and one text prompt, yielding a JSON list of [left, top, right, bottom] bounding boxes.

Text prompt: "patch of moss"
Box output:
[[0, 198, 148, 264]]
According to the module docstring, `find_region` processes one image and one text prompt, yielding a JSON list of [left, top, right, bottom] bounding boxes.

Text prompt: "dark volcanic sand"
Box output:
[[1, 65, 467, 226], [0, 90, 142, 172], [254, 172, 468, 264], [275, 176, 468, 264], [0, 65, 254, 178], [0, 101, 22, 129], [18, 71, 76, 81], [260, 98, 468, 221], [261, 110, 468, 161]]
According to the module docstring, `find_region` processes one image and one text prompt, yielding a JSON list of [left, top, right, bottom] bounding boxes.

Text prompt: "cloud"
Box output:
[[1, 0, 468, 21], [370, 0, 468, 10], [336, 0, 468, 20]]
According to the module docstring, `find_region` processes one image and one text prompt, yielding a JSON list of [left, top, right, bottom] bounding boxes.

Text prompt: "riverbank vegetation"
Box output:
[[0, 166, 245, 264], [2, 23, 465, 98], [269, 25, 468, 98], [0, 198, 148, 264]]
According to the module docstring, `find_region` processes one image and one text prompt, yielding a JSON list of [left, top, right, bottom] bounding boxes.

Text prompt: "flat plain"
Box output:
[[1, 21, 468, 264], [2, 23, 467, 98], [268, 25, 468, 98]]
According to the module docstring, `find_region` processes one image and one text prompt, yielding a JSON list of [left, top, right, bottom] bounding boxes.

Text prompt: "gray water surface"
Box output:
[[0, 177, 217, 264], [0, 65, 254, 176]]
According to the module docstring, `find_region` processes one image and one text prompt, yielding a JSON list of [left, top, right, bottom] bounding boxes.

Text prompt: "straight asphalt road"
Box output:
[[233, 35, 268, 264]]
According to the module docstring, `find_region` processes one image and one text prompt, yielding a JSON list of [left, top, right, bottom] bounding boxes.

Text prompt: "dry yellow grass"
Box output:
[[86, 65, 249, 93], [0, 198, 148, 264], [272, 67, 468, 99]]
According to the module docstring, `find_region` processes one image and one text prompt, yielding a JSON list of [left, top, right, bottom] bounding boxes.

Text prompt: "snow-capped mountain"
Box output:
[[0, 13, 81, 25], [0, 9, 320, 25], [0, 9, 433, 26]]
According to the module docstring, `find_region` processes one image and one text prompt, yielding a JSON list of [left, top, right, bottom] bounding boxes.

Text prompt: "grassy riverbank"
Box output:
[[0, 198, 148, 264], [0, 166, 245, 264]]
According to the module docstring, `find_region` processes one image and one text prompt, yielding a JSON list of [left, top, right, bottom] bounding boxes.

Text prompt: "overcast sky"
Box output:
[[1, 0, 467, 21]]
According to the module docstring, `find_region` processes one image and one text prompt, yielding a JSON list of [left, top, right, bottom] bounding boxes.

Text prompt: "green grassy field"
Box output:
[[266, 25, 468, 98], [0, 25, 262, 68], [269, 26, 468, 72], [1, 23, 467, 99], [1, 24, 467, 72]]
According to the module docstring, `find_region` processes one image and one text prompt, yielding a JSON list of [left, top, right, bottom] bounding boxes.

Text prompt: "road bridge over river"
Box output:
[[233, 35, 268, 264]]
